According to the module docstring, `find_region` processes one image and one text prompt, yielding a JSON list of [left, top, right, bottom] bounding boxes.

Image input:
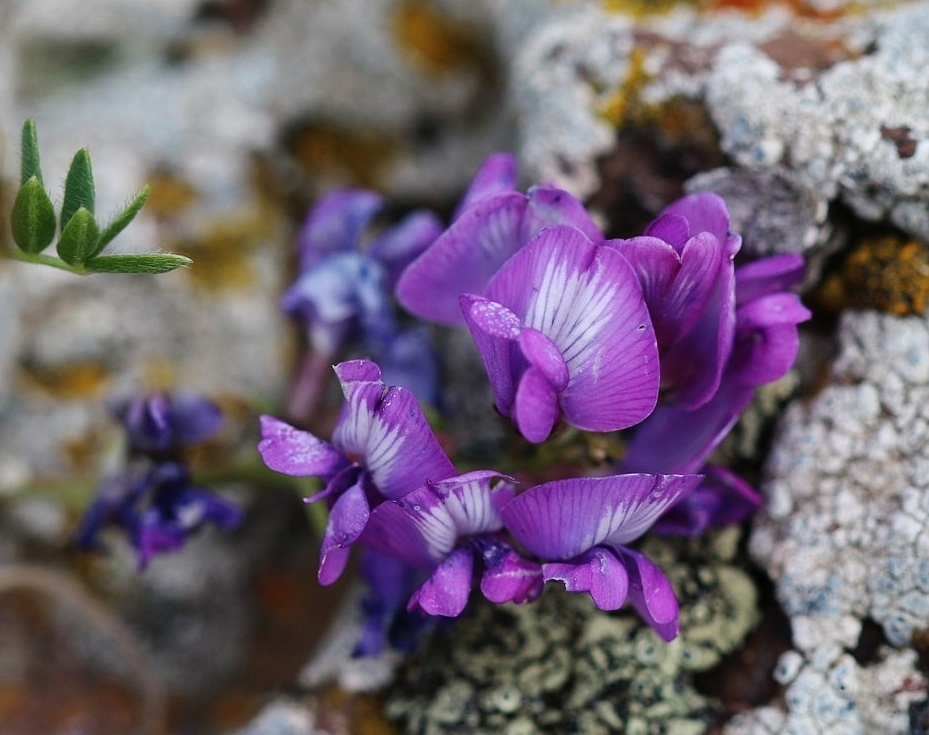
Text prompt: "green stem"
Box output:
[[5, 248, 89, 274]]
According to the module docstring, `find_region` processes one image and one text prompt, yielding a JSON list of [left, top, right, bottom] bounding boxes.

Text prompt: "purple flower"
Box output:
[[608, 193, 742, 410], [397, 153, 604, 327], [651, 465, 760, 536], [376, 327, 441, 408], [76, 461, 243, 569], [623, 252, 810, 534], [354, 550, 429, 657], [282, 188, 443, 357], [460, 225, 659, 443], [258, 359, 455, 584], [361, 471, 542, 617], [500, 473, 703, 641], [109, 392, 223, 456]]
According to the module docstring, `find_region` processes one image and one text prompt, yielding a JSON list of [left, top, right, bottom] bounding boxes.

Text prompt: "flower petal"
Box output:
[[513, 367, 559, 444], [500, 474, 700, 560], [164, 393, 224, 447], [370, 210, 444, 287], [623, 382, 755, 475], [354, 550, 419, 657], [735, 253, 805, 305], [396, 192, 528, 326], [653, 464, 761, 535], [460, 294, 523, 415], [376, 328, 440, 406], [616, 548, 679, 641], [518, 328, 569, 391], [542, 547, 629, 611], [729, 292, 810, 386], [282, 253, 393, 356], [424, 471, 515, 537], [332, 360, 455, 498], [658, 192, 733, 250], [479, 540, 543, 605], [487, 226, 659, 431], [522, 185, 604, 244], [258, 415, 348, 478], [297, 188, 382, 270], [659, 252, 736, 409], [361, 497, 445, 568], [644, 213, 690, 250], [453, 153, 518, 219], [319, 480, 370, 585], [408, 546, 474, 617]]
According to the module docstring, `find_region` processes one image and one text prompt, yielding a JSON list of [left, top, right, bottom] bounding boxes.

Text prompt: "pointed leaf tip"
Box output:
[[93, 185, 150, 257], [86, 253, 192, 274], [11, 177, 56, 254], [61, 148, 95, 229], [20, 119, 42, 186]]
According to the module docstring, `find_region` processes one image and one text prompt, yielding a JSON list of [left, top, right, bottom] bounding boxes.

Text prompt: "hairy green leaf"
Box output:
[[20, 119, 43, 185], [93, 185, 150, 257], [57, 207, 100, 265], [60, 148, 95, 229], [11, 177, 57, 254], [86, 253, 193, 274]]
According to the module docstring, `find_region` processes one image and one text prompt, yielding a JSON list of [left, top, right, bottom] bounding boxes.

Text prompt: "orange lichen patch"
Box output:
[[61, 427, 109, 473], [143, 168, 198, 220], [818, 234, 929, 316], [172, 216, 268, 293], [319, 686, 402, 735], [18, 359, 110, 399], [286, 121, 398, 189], [653, 96, 722, 151], [602, 0, 700, 17], [391, 0, 487, 77]]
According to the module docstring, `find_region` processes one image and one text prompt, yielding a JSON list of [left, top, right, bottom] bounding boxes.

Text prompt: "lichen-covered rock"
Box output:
[[386, 529, 759, 735], [684, 166, 842, 288], [723, 647, 923, 735], [738, 310, 929, 733], [706, 3, 929, 242]]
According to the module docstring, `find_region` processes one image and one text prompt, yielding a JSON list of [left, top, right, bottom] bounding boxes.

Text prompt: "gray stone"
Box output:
[[737, 310, 929, 733], [706, 3, 929, 242]]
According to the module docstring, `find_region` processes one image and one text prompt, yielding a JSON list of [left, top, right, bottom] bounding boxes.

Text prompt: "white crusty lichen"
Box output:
[[706, 2, 929, 242], [734, 310, 929, 734]]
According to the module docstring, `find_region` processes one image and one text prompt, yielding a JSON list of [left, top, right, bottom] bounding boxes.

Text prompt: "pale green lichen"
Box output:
[[386, 528, 760, 735]]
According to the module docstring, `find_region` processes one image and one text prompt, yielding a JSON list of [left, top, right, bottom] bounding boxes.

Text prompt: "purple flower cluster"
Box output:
[[281, 189, 443, 413], [76, 393, 243, 568], [259, 153, 810, 650]]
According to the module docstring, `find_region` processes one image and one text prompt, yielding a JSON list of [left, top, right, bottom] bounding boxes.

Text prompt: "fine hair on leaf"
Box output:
[[20, 119, 43, 185], [93, 186, 151, 258], [61, 148, 96, 229], [86, 253, 192, 274]]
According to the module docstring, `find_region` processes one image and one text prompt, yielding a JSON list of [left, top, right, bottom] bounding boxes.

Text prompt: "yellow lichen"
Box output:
[[818, 234, 929, 316], [143, 169, 198, 219], [391, 0, 486, 77], [596, 45, 651, 127], [19, 360, 110, 399], [287, 121, 398, 189], [172, 217, 267, 293], [602, 0, 701, 17]]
